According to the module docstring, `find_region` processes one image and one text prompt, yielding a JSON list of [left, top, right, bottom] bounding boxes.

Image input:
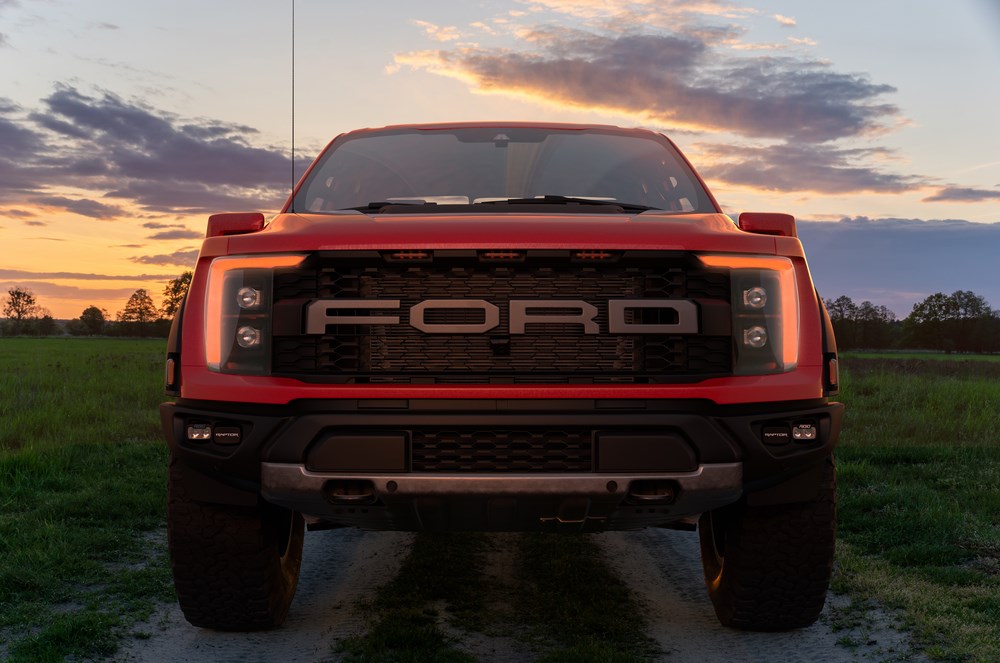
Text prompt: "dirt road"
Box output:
[[117, 529, 924, 662]]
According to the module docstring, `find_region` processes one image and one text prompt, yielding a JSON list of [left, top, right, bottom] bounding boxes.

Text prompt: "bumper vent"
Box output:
[[411, 429, 593, 472]]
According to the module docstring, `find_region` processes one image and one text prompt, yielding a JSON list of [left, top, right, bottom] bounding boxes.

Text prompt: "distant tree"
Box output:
[[825, 296, 859, 348], [3, 286, 40, 335], [161, 271, 192, 319], [117, 289, 158, 336], [825, 295, 858, 322], [119, 289, 158, 324], [904, 290, 996, 352], [82, 306, 108, 335], [824, 295, 898, 349], [68, 305, 109, 336], [27, 312, 59, 336], [856, 300, 897, 349]]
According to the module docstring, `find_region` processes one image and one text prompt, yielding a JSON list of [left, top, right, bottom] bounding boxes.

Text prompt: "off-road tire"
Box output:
[[698, 455, 836, 631], [167, 457, 304, 630]]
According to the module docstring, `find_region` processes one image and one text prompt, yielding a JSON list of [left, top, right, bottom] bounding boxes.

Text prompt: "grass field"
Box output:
[[843, 350, 1000, 363], [0, 338, 997, 661], [0, 338, 171, 662], [833, 357, 1000, 661]]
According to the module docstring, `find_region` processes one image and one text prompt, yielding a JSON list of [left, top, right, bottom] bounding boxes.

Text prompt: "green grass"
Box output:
[[339, 532, 657, 662], [515, 534, 659, 662], [839, 359, 1000, 447], [0, 338, 172, 662], [337, 533, 486, 662], [834, 357, 1000, 662], [3, 337, 999, 661], [843, 350, 1000, 362]]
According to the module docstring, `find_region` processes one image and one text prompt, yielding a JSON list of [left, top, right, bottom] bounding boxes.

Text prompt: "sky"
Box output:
[[1, 0, 998, 320]]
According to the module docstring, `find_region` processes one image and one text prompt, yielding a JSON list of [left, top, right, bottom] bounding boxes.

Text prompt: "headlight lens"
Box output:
[[204, 254, 305, 373], [699, 254, 799, 375]]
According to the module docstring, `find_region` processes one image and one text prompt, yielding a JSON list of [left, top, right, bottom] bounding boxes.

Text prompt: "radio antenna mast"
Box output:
[[290, 0, 295, 211]]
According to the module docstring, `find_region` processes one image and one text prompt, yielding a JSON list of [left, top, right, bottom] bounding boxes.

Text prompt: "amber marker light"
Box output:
[[204, 254, 305, 372], [698, 254, 799, 374]]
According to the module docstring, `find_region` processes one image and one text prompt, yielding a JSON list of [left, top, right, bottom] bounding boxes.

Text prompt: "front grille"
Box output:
[[271, 251, 731, 382], [411, 428, 593, 472]]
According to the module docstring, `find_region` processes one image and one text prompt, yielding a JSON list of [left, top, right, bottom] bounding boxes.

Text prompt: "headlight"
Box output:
[[699, 254, 798, 375], [204, 254, 305, 374]]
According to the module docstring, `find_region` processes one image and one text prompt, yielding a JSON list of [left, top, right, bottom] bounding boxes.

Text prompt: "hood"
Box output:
[[221, 211, 799, 257]]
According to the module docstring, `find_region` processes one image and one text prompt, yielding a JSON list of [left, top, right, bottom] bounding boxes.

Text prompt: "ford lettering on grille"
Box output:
[[305, 299, 699, 335]]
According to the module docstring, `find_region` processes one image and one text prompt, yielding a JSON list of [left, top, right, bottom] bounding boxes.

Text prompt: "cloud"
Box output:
[[32, 195, 126, 219], [395, 29, 899, 143], [105, 180, 288, 215], [921, 186, 1000, 203], [0, 0, 17, 49], [131, 248, 199, 266], [470, 21, 497, 35], [2, 208, 37, 218], [519, 0, 756, 23], [0, 268, 176, 281], [142, 221, 183, 229], [147, 229, 203, 240], [0, 102, 46, 159], [699, 142, 923, 194], [0, 280, 151, 303], [0, 86, 305, 217], [798, 218, 1000, 316], [773, 14, 796, 27], [23, 220, 46, 226], [412, 19, 461, 42]]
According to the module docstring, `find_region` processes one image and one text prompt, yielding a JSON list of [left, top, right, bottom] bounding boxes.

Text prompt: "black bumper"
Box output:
[[162, 397, 843, 531]]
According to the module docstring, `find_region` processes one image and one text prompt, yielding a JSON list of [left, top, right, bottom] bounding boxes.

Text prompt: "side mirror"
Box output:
[[738, 212, 797, 238], [206, 212, 266, 238]]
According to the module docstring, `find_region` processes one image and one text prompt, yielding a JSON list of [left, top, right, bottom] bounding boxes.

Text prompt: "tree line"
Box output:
[[826, 290, 1000, 352], [1, 272, 191, 338], [3, 279, 997, 351]]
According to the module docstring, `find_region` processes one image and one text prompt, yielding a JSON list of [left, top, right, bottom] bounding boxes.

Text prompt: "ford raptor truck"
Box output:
[[162, 122, 842, 632]]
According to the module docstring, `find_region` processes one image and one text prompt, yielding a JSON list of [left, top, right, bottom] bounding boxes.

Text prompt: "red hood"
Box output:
[[215, 212, 803, 258]]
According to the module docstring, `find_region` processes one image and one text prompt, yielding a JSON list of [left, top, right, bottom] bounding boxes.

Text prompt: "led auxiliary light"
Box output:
[[743, 286, 767, 309], [186, 423, 212, 441], [793, 423, 818, 441], [236, 326, 262, 348], [743, 325, 768, 349], [236, 286, 262, 309]]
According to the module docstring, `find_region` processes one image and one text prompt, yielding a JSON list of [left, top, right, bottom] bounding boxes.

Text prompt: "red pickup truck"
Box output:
[[162, 122, 842, 632]]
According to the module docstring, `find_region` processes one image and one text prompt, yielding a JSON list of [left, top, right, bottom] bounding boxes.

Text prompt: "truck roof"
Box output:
[[341, 121, 660, 136]]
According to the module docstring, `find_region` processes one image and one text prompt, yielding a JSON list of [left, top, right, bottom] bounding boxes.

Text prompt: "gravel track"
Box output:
[[115, 530, 413, 662], [118, 528, 926, 662], [596, 529, 927, 662]]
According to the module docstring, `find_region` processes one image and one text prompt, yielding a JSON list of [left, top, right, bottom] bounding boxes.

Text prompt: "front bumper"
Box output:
[[162, 397, 843, 532], [261, 462, 742, 531]]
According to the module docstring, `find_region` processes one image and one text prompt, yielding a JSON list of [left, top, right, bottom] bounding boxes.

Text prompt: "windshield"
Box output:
[[291, 127, 717, 214]]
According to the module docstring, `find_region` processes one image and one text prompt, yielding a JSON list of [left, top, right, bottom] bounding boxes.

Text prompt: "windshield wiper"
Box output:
[[475, 195, 657, 212], [341, 201, 434, 212]]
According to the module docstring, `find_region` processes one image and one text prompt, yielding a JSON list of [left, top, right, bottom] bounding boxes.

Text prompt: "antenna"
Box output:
[[290, 0, 295, 211]]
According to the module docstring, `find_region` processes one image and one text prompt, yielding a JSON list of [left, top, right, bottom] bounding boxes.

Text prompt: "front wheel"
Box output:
[[698, 456, 836, 631], [167, 457, 304, 630]]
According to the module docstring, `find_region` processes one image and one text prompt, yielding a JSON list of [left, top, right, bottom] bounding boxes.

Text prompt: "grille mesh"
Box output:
[[272, 253, 731, 382], [411, 429, 593, 472]]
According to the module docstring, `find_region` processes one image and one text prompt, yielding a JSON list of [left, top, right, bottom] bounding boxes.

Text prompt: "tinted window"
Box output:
[[293, 127, 715, 213]]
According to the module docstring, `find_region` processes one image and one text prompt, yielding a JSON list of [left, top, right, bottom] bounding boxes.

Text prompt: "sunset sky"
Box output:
[[1, 0, 998, 320]]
